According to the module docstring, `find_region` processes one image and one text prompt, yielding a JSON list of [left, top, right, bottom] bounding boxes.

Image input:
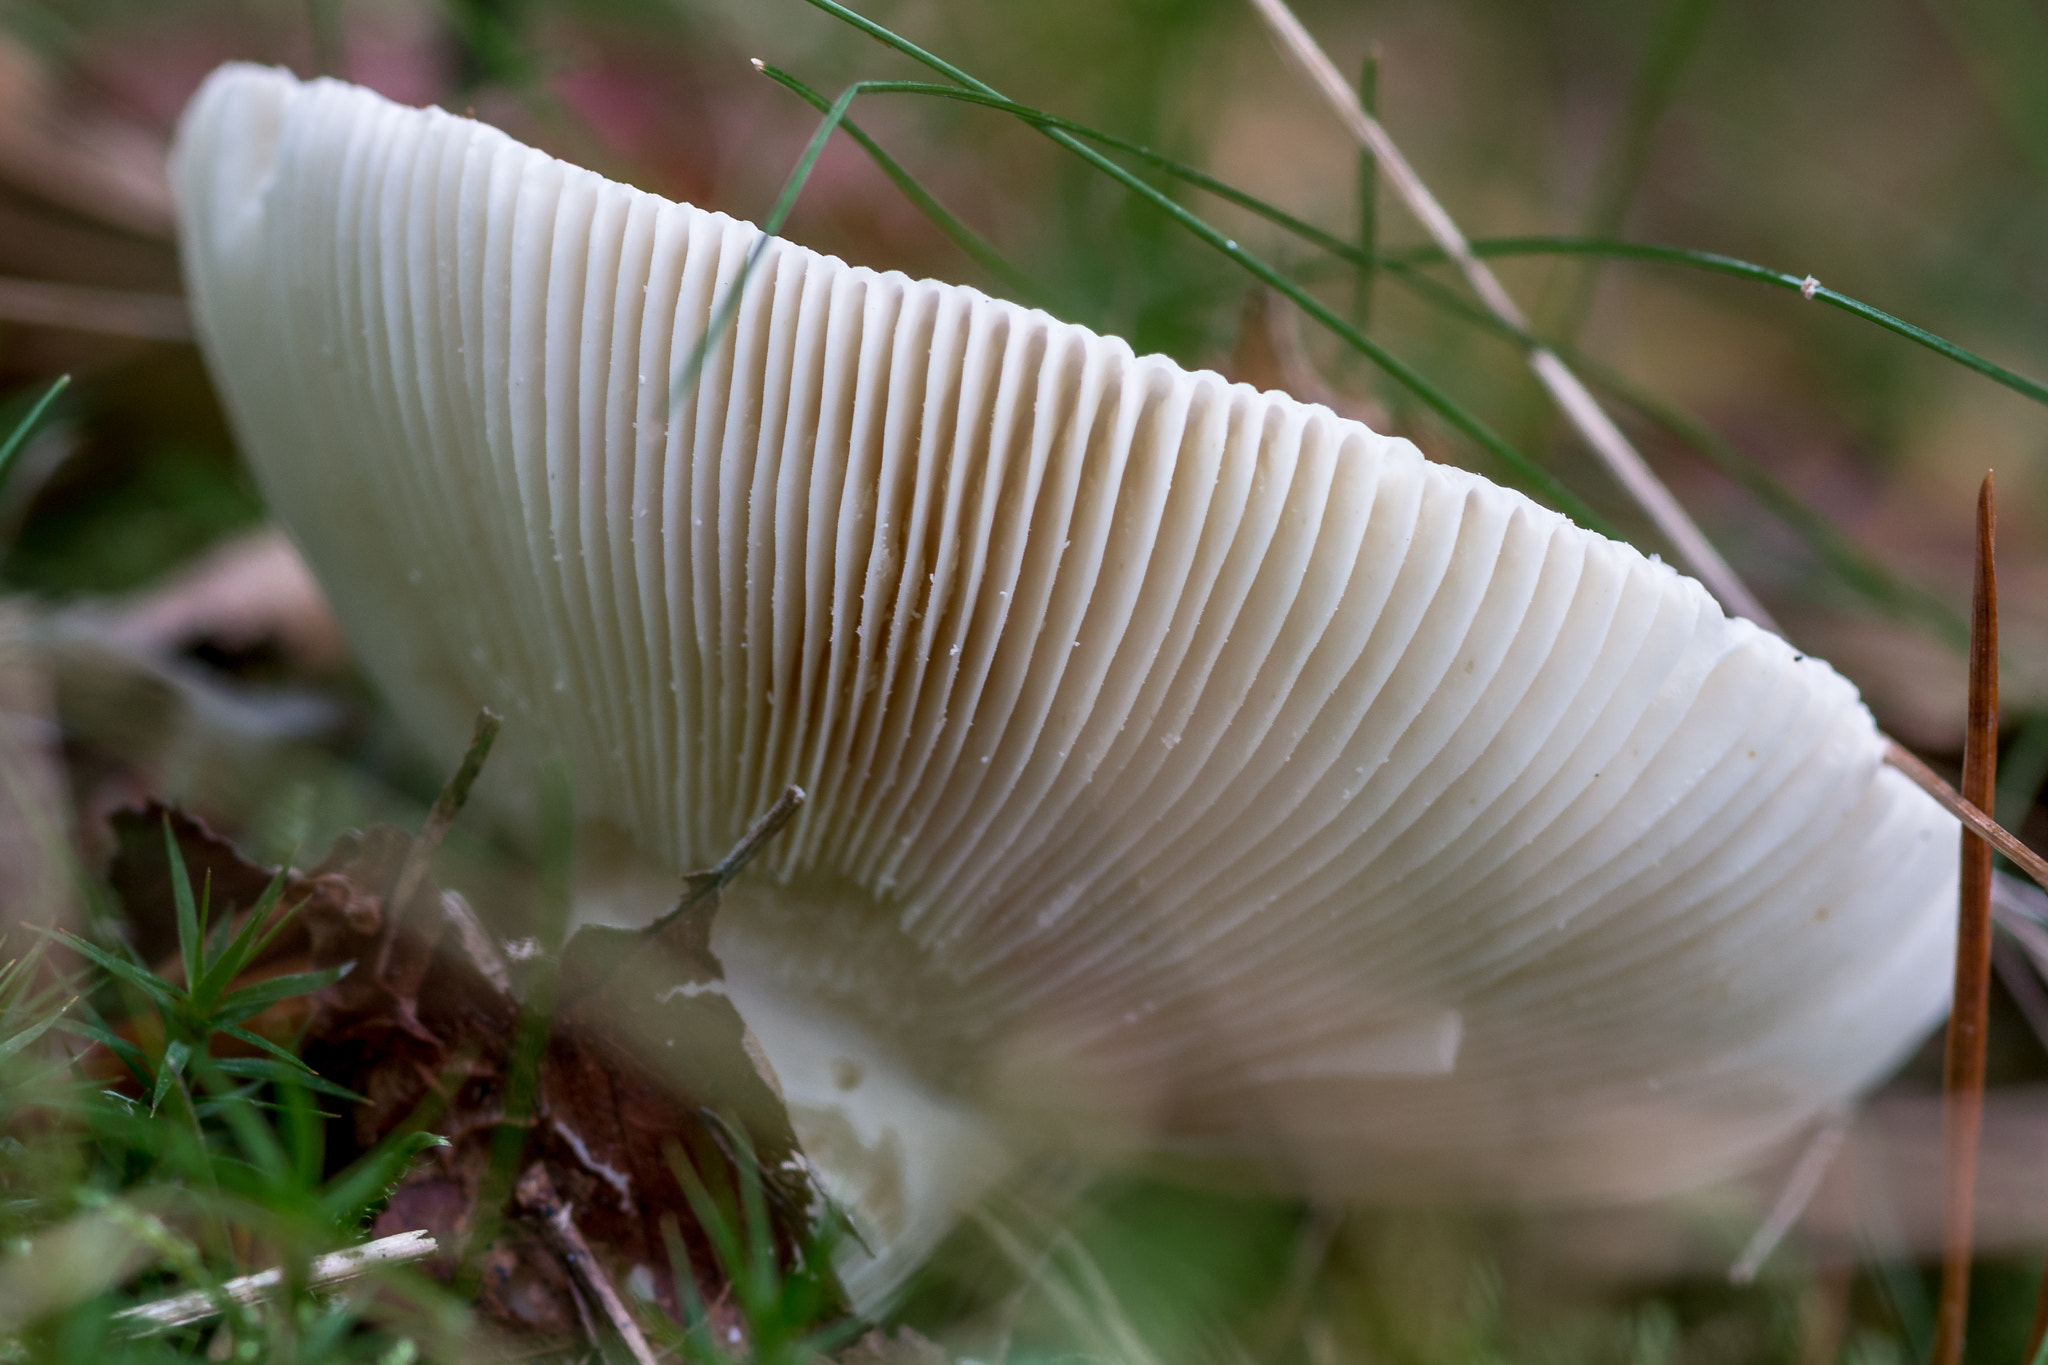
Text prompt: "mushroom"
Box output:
[[170, 65, 1957, 1303]]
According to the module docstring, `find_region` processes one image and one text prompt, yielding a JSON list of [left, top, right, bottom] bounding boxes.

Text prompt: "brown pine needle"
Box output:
[[1882, 744, 2048, 895], [1932, 472, 1997, 1365]]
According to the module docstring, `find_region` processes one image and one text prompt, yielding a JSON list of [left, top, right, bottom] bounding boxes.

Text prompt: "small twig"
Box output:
[[109, 1230, 437, 1336], [1240, 0, 1774, 631], [1932, 472, 1997, 1365], [388, 709, 503, 912], [646, 785, 806, 937], [376, 709, 502, 981], [514, 1164, 659, 1365], [1729, 1114, 1848, 1285]]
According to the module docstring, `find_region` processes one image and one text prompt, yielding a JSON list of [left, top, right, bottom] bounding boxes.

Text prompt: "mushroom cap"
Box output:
[[172, 65, 1956, 1211]]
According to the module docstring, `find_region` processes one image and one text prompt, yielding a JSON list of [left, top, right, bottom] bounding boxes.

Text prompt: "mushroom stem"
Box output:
[[1241, 0, 1775, 633], [1932, 472, 1997, 1365]]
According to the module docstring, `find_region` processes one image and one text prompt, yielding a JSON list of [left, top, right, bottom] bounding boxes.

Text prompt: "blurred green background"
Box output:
[[3, 0, 2048, 1359]]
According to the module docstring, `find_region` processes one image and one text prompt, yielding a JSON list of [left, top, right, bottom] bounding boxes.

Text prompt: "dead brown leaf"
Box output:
[[95, 737, 846, 1358]]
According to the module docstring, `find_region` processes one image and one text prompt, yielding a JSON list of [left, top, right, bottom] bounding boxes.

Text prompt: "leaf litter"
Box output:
[[92, 712, 854, 1359]]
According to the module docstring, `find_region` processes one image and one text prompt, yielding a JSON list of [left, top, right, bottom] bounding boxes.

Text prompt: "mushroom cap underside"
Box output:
[[172, 63, 1958, 1203]]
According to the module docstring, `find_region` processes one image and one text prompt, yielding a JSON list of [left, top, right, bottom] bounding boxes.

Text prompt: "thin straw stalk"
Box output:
[[1240, 0, 1773, 631]]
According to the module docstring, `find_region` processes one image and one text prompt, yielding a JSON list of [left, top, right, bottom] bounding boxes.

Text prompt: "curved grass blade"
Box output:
[[164, 820, 204, 994], [754, 64, 1041, 303], [42, 928, 183, 1019], [0, 994, 73, 1067], [672, 81, 871, 403]]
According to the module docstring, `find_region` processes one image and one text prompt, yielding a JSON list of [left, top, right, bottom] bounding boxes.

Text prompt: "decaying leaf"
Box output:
[[95, 722, 846, 1355]]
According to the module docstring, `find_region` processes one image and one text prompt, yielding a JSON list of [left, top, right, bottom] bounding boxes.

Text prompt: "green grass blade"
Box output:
[[1354, 48, 1378, 330], [191, 870, 296, 1011], [1393, 235, 2048, 409], [210, 966, 346, 1028], [163, 820, 203, 995], [212, 1055, 363, 1104], [0, 375, 69, 487], [319, 1130, 450, 1228], [188, 1051, 293, 1193], [665, 1139, 749, 1300], [42, 928, 184, 1019], [56, 1012, 152, 1088], [215, 1022, 320, 1074], [768, 71, 1365, 270], [0, 938, 52, 1010], [1375, 253, 1966, 642], [672, 81, 869, 404], [150, 1038, 192, 1114], [0, 994, 73, 1066], [776, 45, 2046, 437], [755, 66, 1042, 304]]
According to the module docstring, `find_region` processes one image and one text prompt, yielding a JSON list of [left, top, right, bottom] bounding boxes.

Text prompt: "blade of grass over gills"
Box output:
[[758, 60, 2048, 434], [1932, 473, 1997, 1365], [671, 79, 875, 401], [780, 2, 1608, 530], [752, 67, 1043, 304], [756, 64, 2048, 457], [1241, 0, 1771, 630], [753, 61, 1973, 651]]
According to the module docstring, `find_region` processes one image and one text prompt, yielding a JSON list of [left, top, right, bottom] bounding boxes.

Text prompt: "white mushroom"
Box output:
[[171, 65, 1957, 1303]]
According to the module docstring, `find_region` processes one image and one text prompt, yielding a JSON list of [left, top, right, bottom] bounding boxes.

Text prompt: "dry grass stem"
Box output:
[[109, 1230, 438, 1336], [1931, 471, 1997, 1365], [1728, 1114, 1849, 1285], [1240, 0, 1775, 631]]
